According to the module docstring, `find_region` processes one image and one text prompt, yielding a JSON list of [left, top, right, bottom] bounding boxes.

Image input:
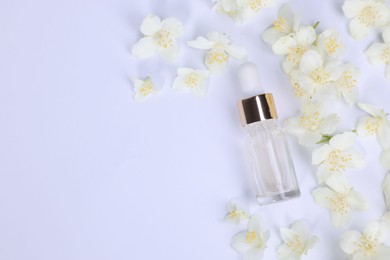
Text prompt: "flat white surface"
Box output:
[[0, 0, 390, 259]]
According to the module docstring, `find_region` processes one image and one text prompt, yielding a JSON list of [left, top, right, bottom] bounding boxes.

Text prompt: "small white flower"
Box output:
[[272, 26, 317, 74], [223, 200, 250, 225], [132, 77, 159, 102], [366, 28, 390, 80], [131, 14, 183, 62], [379, 211, 390, 230], [187, 32, 247, 74], [340, 221, 390, 259], [383, 173, 390, 209], [312, 176, 368, 227], [312, 132, 364, 183], [262, 4, 300, 45], [172, 68, 209, 97], [276, 220, 319, 260], [284, 102, 339, 146], [342, 0, 390, 40], [231, 214, 269, 260], [212, 0, 245, 23], [298, 50, 342, 98], [317, 29, 346, 59], [333, 63, 360, 105], [381, 149, 390, 170], [356, 103, 390, 148]]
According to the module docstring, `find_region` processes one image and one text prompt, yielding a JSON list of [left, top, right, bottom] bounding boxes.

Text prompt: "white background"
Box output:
[[0, 0, 390, 259]]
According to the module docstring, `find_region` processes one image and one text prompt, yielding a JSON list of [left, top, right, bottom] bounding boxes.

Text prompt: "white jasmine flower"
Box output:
[[333, 63, 360, 105], [317, 29, 346, 59], [284, 102, 339, 146], [340, 221, 390, 259], [312, 132, 364, 183], [381, 149, 390, 170], [262, 4, 300, 45], [289, 70, 310, 99], [187, 32, 248, 74], [223, 200, 250, 224], [272, 26, 317, 74], [131, 14, 183, 62], [172, 68, 209, 97], [356, 103, 390, 148], [212, 0, 244, 23], [312, 176, 368, 227], [231, 214, 269, 260], [365, 28, 390, 80], [342, 0, 390, 40], [298, 50, 342, 97], [132, 77, 159, 102], [276, 220, 319, 260]]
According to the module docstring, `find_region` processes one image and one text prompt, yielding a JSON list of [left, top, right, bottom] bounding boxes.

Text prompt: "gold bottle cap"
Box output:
[[237, 93, 278, 126]]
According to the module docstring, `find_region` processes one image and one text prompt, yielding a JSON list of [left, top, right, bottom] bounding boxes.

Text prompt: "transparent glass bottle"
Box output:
[[245, 119, 300, 205], [237, 62, 300, 206]]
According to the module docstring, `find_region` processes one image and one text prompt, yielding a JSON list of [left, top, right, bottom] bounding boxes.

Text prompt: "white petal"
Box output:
[[330, 210, 351, 227], [177, 67, 194, 76], [316, 164, 333, 184], [131, 37, 157, 59], [380, 149, 390, 170], [248, 214, 263, 234], [187, 36, 215, 50], [231, 231, 251, 253], [329, 132, 356, 150], [280, 227, 295, 243], [262, 27, 284, 45], [347, 190, 369, 211], [340, 230, 361, 254], [299, 50, 323, 75], [140, 14, 162, 36], [283, 59, 298, 74], [226, 44, 248, 61], [385, 64, 390, 81], [349, 18, 372, 40], [312, 144, 332, 165], [375, 3, 390, 27], [306, 236, 319, 250], [357, 102, 383, 117], [326, 175, 350, 193], [172, 76, 187, 92], [278, 4, 294, 25], [295, 26, 316, 46], [325, 60, 344, 81], [383, 27, 390, 44], [207, 31, 230, 45], [290, 220, 310, 240], [376, 245, 390, 260], [298, 74, 316, 94], [276, 244, 293, 259], [320, 114, 340, 135], [383, 173, 390, 209], [157, 41, 179, 62], [364, 221, 388, 243], [312, 187, 333, 208], [342, 0, 365, 19], [365, 43, 388, 65], [272, 36, 296, 55], [299, 132, 323, 146], [243, 248, 264, 260], [161, 17, 183, 37], [226, 199, 238, 212]]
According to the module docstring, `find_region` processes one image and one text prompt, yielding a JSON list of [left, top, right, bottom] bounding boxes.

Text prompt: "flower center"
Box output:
[[356, 235, 379, 257], [184, 72, 200, 88], [340, 69, 357, 91], [381, 47, 390, 63], [329, 192, 349, 214], [299, 111, 321, 131], [248, 0, 264, 12], [328, 149, 352, 172], [287, 234, 307, 255], [274, 17, 290, 33], [139, 83, 154, 96], [358, 5, 379, 27], [311, 68, 330, 85], [287, 45, 305, 65], [325, 37, 339, 54], [293, 81, 305, 97], [153, 29, 173, 49], [246, 231, 257, 243], [364, 118, 382, 135], [206, 49, 229, 66]]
